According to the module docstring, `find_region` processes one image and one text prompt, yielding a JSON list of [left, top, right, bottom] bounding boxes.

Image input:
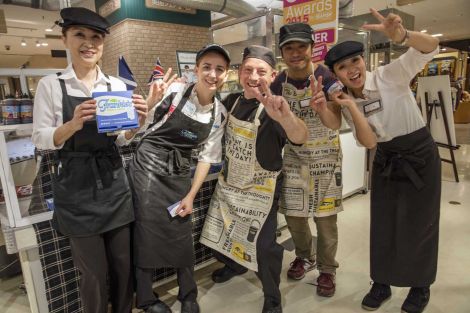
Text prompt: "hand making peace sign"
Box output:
[[309, 75, 328, 113], [254, 77, 293, 123], [362, 8, 407, 44], [147, 68, 178, 111]]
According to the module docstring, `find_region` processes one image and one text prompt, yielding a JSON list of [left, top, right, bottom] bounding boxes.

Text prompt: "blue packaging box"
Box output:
[[92, 90, 139, 133]]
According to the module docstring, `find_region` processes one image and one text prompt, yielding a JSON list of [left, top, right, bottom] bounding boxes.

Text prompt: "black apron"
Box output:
[[51, 74, 134, 237], [130, 84, 215, 268], [370, 126, 441, 287]]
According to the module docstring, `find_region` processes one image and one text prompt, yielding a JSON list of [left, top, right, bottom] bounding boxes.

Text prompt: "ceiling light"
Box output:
[[431, 34, 443, 37], [420, 29, 427, 33], [441, 48, 447, 51], [41, 42, 48, 46], [21, 39, 27, 46], [45, 28, 53, 32], [36, 41, 41, 47]]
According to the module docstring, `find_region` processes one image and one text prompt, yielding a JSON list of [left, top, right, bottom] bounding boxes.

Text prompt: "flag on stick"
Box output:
[[117, 56, 137, 90]]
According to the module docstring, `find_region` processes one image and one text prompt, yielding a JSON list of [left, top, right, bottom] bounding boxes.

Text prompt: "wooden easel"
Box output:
[[424, 91, 460, 182]]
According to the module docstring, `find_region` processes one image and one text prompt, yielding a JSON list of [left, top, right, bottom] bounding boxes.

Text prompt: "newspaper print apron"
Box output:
[[200, 98, 280, 272], [280, 77, 343, 218]]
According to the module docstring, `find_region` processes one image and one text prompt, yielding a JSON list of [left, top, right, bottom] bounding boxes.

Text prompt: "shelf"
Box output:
[[0, 124, 33, 132]]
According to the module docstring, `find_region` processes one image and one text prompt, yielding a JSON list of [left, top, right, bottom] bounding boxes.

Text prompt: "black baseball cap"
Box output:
[[196, 44, 231, 65], [279, 23, 314, 48], [56, 7, 110, 34], [324, 41, 364, 71], [242, 45, 276, 68]]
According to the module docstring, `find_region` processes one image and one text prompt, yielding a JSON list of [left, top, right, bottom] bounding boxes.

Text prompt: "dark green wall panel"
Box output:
[[95, 0, 211, 27]]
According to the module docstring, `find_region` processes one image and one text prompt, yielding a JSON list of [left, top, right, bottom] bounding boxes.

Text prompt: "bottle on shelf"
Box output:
[[2, 95, 21, 125], [19, 94, 33, 124]]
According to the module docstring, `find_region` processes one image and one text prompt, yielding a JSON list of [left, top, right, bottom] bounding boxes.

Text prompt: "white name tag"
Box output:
[[300, 99, 310, 108], [167, 201, 181, 217], [362, 98, 383, 117], [182, 100, 197, 116]]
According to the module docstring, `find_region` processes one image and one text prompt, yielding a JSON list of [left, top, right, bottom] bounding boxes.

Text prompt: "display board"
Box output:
[[417, 75, 457, 146], [176, 51, 197, 83]]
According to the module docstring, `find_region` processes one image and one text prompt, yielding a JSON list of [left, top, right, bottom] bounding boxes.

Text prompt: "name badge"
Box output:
[[182, 100, 197, 116], [300, 99, 310, 108], [362, 98, 383, 117]]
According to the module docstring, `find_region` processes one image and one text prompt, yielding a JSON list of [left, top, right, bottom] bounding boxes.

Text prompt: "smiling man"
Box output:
[[201, 45, 307, 313], [270, 22, 344, 298]]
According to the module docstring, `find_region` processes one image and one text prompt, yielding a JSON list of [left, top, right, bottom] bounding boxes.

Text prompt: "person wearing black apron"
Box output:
[[324, 9, 441, 313], [128, 44, 230, 313], [32, 8, 148, 313]]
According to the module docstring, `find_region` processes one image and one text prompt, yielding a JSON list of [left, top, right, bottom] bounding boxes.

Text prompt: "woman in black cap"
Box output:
[[32, 7, 147, 313], [324, 8, 440, 313], [127, 44, 230, 313]]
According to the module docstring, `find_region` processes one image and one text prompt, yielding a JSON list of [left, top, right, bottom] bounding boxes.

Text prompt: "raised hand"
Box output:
[[255, 77, 293, 123], [362, 8, 407, 43], [309, 75, 327, 113], [70, 99, 96, 131], [147, 68, 178, 111]]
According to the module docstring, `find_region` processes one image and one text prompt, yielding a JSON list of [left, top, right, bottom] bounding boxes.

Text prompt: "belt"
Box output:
[[375, 151, 426, 191], [57, 150, 120, 190]]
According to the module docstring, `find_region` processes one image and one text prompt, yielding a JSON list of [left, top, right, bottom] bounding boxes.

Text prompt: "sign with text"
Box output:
[[283, 0, 339, 61], [145, 0, 196, 14]]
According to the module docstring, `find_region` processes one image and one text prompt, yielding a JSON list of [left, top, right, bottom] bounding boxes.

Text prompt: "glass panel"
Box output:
[[214, 16, 267, 96], [26, 76, 41, 98]]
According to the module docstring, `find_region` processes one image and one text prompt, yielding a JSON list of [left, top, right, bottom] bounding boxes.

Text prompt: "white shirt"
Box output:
[[342, 46, 439, 143], [32, 64, 128, 150], [138, 82, 227, 163]]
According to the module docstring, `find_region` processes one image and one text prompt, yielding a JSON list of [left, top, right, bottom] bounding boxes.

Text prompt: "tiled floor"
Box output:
[[2, 141, 469, 313]]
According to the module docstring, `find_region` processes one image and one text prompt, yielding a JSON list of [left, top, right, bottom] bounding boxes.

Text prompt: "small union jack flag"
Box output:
[[148, 58, 165, 84]]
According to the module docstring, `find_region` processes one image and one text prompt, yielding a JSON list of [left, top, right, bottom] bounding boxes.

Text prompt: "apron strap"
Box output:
[[230, 96, 264, 127], [104, 74, 112, 91]]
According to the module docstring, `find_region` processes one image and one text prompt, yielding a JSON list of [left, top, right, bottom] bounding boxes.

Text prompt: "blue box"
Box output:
[[92, 90, 139, 133]]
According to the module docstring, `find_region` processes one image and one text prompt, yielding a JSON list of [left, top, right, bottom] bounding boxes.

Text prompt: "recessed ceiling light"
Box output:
[[21, 39, 27, 46], [36, 41, 41, 47], [441, 48, 447, 51], [41, 42, 48, 46], [45, 28, 53, 32], [431, 33, 443, 37], [420, 29, 427, 33]]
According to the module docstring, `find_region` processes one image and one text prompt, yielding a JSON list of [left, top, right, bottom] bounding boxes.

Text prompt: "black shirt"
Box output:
[[223, 92, 287, 171], [270, 64, 338, 99]]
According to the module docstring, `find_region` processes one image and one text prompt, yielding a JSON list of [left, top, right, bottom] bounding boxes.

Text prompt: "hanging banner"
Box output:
[[283, 0, 339, 62]]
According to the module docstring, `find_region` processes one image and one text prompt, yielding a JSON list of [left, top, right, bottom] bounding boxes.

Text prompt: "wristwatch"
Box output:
[[396, 29, 410, 46]]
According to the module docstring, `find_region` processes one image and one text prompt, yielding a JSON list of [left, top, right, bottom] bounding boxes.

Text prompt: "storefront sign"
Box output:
[[283, 0, 337, 26], [312, 43, 328, 63], [99, 0, 121, 18], [146, 0, 196, 14], [283, 0, 339, 61]]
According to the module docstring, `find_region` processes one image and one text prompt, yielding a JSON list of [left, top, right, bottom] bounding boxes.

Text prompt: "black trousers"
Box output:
[[135, 266, 198, 309], [69, 225, 133, 313], [213, 199, 284, 306]]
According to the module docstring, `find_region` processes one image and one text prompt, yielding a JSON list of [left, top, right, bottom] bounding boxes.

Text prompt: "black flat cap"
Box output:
[[279, 23, 314, 48], [324, 41, 364, 71], [242, 45, 276, 68], [56, 7, 110, 34], [196, 44, 231, 65]]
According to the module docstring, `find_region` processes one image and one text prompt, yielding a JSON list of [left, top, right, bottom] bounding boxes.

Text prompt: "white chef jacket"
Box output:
[[342, 46, 439, 143]]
